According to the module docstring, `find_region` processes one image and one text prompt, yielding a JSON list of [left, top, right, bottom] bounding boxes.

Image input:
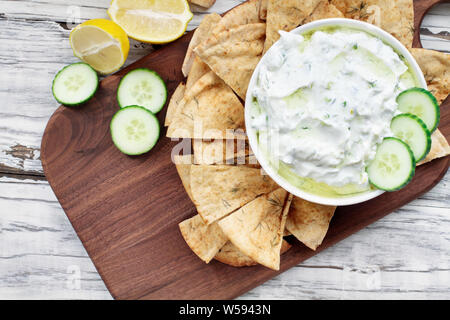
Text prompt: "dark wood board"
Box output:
[[41, 0, 449, 300]]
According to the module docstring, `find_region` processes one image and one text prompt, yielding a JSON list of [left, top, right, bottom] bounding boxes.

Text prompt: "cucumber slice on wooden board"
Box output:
[[391, 113, 431, 162], [52, 63, 99, 106], [367, 137, 415, 192], [110, 106, 160, 156], [396, 88, 440, 133], [117, 68, 167, 114]]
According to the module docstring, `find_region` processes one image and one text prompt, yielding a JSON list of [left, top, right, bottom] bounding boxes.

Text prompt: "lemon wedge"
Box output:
[[70, 19, 130, 75], [107, 0, 193, 44]]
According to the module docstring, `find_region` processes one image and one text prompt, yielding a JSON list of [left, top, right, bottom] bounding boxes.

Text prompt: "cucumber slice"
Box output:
[[110, 106, 160, 155], [396, 88, 440, 133], [391, 113, 431, 162], [117, 68, 167, 114], [52, 63, 99, 106], [367, 137, 415, 191]]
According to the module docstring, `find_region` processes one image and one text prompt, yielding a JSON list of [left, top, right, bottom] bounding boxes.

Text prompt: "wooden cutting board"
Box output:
[[41, 0, 449, 300]]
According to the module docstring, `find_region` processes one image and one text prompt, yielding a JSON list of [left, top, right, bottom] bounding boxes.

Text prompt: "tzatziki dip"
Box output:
[[250, 27, 418, 198]]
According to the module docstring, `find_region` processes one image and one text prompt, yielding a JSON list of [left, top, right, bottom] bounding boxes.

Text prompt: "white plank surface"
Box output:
[[0, 0, 449, 300]]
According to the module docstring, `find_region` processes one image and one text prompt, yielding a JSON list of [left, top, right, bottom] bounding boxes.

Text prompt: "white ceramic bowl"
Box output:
[[245, 18, 427, 206]]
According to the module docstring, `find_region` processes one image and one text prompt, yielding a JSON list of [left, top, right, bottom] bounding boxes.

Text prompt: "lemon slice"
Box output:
[[107, 0, 193, 44], [70, 19, 130, 75]]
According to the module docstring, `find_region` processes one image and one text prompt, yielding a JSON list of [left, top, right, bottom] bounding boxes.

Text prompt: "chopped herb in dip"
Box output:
[[250, 27, 418, 197]]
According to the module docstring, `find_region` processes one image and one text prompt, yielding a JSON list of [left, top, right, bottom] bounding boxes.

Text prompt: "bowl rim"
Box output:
[[245, 18, 427, 206]]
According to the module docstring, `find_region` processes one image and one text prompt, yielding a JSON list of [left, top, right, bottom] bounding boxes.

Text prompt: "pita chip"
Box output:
[[218, 188, 289, 270], [304, 1, 344, 23], [259, 0, 268, 20], [192, 76, 245, 139], [330, 0, 414, 48], [195, 23, 266, 100], [182, 13, 221, 77], [186, 57, 211, 91], [189, 0, 216, 9], [410, 48, 450, 105], [174, 154, 194, 201], [264, 0, 322, 53], [211, 0, 262, 36], [190, 165, 279, 225], [286, 197, 336, 250], [215, 241, 257, 267], [193, 137, 249, 165], [418, 130, 450, 165], [179, 214, 228, 263], [215, 240, 291, 267], [167, 71, 215, 138], [165, 95, 194, 138], [165, 83, 186, 127], [167, 71, 245, 139]]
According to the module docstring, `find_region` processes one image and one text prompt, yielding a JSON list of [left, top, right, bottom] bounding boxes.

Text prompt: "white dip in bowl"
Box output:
[[245, 19, 427, 206]]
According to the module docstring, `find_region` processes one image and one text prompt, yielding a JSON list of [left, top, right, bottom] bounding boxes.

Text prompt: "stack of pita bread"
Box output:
[[166, 0, 450, 271]]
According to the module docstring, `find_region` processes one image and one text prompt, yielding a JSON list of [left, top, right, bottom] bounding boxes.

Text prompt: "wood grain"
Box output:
[[38, 0, 450, 300]]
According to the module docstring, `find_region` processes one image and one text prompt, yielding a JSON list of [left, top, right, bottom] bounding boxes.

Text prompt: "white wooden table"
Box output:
[[1, 0, 449, 300]]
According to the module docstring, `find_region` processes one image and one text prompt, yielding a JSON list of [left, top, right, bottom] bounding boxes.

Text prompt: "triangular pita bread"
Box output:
[[190, 165, 279, 224], [165, 83, 185, 127], [303, 0, 344, 24], [182, 13, 221, 77], [195, 23, 266, 100], [167, 71, 245, 139], [330, 0, 414, 48], [410, 48, 450, 105], [215, 240, 291, 267], [218, 188, 289, 270], [264, 0, 322, 53], [193, 137, 250, 165], [211, 0, 262, 36], [186, 57, 211, 91], [286, 197, 336, 250], [179, 214, 228, 263]]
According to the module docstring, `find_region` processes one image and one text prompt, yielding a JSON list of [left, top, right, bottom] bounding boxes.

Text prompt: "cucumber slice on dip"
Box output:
[[391, 113, 431, 162], [117, 68, 167, 114], [110, 106, 160, 155], [367, 137, 415, 191], [396, 88, 440, 133], [52, 63, 99, 106]]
